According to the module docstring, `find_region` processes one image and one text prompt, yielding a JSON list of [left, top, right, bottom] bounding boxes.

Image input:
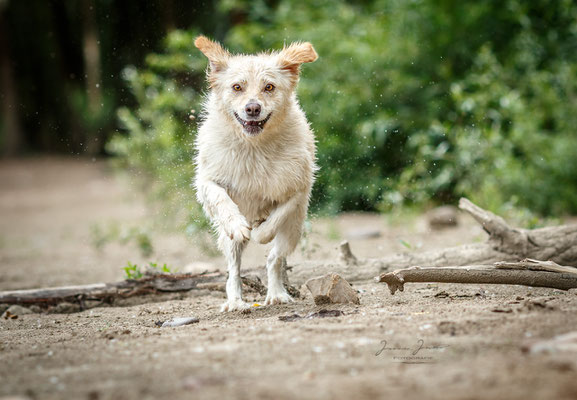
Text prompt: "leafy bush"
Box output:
[[107, 31, 210, 233], [109, 0, 577, 226]]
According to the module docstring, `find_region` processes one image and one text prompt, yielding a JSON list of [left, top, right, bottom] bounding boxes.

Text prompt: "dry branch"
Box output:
[[376, 261, 577, 295], [288, 198, 577, 284]]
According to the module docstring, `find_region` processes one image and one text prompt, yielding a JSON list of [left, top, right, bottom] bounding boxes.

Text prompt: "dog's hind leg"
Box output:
[[219, 234, 250, 312], [264, 209, 304, 306]]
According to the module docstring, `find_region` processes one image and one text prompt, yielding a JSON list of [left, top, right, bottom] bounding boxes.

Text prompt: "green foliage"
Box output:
[[147, 262, 176, 274], [122, 261, 176, 280], [107, 30, 212, 233], [123, 261, 144, 280], [110, 0, 577, 224], [396, 44, 577, 217]]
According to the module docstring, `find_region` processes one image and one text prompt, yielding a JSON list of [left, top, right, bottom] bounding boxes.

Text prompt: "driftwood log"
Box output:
[[0, 272, 266, 310], [372, 198, 577, 270], [288, 198, 577, 284], [376, 259, 577, 295]]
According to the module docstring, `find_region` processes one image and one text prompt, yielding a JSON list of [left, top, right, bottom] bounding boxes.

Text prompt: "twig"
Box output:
[[338, 240, 358, 266]]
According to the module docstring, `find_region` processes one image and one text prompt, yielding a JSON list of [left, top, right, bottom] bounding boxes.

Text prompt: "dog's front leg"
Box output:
[[196, 178, 251, 242], [219, 235, 250, 312]]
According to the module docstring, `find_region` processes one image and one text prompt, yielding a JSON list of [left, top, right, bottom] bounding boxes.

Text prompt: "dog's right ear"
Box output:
[[194, 36, 230, 74], [277, 42, 318, 76]]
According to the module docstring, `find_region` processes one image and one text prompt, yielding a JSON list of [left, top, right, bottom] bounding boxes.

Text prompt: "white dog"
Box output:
[[193, 36, 318, 312]]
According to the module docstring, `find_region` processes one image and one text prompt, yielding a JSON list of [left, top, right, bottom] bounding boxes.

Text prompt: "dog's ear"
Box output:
[[194, 35, 230, 74], [278, 42, 318, 75]]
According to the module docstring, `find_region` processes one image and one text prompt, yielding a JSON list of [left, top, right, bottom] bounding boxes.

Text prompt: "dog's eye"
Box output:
[[264, 84, 275, 92], [232, 84, 242, 92]]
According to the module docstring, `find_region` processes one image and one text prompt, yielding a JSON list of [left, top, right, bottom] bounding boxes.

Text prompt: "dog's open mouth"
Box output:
[[234, 112, 272, 136]]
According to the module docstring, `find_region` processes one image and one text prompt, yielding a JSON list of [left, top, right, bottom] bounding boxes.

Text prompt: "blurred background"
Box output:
[[1, 0, 577, 288]]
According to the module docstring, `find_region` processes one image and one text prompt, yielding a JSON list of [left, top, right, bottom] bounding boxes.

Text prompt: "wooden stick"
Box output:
[[338, 240, 358, 266], [494, 258, 577, 276], [375, 264, 577, 295]]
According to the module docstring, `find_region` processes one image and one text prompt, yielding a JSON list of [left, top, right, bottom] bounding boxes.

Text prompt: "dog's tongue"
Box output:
[[246, 121, 260, 126]]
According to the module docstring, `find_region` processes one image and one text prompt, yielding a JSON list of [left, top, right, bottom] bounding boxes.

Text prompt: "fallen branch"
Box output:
[[288, 198, 577, 284], [494, 259, 577, 276], [375, 198, 577, 269], [0, 271, 266, 310], [376, 260, 577, 295]]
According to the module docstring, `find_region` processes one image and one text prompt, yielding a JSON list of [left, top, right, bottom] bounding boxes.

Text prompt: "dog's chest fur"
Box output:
[[196, 113, 315, 222]]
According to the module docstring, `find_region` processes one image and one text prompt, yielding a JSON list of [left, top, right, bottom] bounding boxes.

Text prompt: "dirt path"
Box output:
[[1, 157, 576, 400]]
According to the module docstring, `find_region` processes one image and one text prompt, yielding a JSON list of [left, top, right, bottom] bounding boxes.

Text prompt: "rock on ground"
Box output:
[[1, 305, 33, 319], [305, 273, 360, 305], [428, 205, 459, 229]]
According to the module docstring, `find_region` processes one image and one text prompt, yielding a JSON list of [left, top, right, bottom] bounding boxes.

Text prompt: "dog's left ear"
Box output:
[[194, 35, 230, 74], [277, 42, 318, 76]]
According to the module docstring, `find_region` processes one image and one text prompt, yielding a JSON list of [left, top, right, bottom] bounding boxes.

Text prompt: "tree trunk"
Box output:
[[0, 6, 24, 156], [82, 0, 101, 111]]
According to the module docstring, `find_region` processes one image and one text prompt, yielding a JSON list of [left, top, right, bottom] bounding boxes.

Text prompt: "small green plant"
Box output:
[[399, 239, 413, 250], [147, 262, 176, 274], [123, 261, 143, 280], [122, 261, 177, 280]]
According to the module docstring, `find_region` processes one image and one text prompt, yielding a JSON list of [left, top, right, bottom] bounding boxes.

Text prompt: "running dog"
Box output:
[[193, 36, 318, 311]]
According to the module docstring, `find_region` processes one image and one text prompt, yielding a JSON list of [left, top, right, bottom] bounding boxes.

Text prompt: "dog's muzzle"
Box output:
[[234, 112, 272, 136]]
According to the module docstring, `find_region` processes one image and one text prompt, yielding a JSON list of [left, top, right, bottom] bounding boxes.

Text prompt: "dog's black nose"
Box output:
[[245, 103, 261, 117]]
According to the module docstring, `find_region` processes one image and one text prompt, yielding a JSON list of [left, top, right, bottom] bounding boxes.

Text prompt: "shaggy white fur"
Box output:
[[193, 36, 318, 312]]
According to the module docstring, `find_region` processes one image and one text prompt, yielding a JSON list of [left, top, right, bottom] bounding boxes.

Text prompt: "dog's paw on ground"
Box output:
[[265, 291, 294, 306], [220, 299, 251, 312]]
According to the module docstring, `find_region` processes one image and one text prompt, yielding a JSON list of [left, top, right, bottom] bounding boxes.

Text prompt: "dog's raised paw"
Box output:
[[251, 223, 275, 244], [225, 216, 251, 242], [264, 291, 294, 306], [220, 299, 251, 312]]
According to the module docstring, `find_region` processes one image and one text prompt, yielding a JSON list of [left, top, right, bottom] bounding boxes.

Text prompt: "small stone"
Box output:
[[305, 273, 360, 305], [428, 205, 459, 229], [160, 317, 200, 327], [307, 309, 344, 318], [0, 304, 10, 315], [279, 313, 302, 322], [2, 305, 33, 318], [29, 305, 43, 313]]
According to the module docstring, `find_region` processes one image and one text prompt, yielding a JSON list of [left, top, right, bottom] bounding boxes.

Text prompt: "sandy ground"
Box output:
[[1, 157, 576, 400]]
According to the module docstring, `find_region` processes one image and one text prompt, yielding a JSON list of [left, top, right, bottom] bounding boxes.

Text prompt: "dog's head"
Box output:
[[195, 36, 318, 137]]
